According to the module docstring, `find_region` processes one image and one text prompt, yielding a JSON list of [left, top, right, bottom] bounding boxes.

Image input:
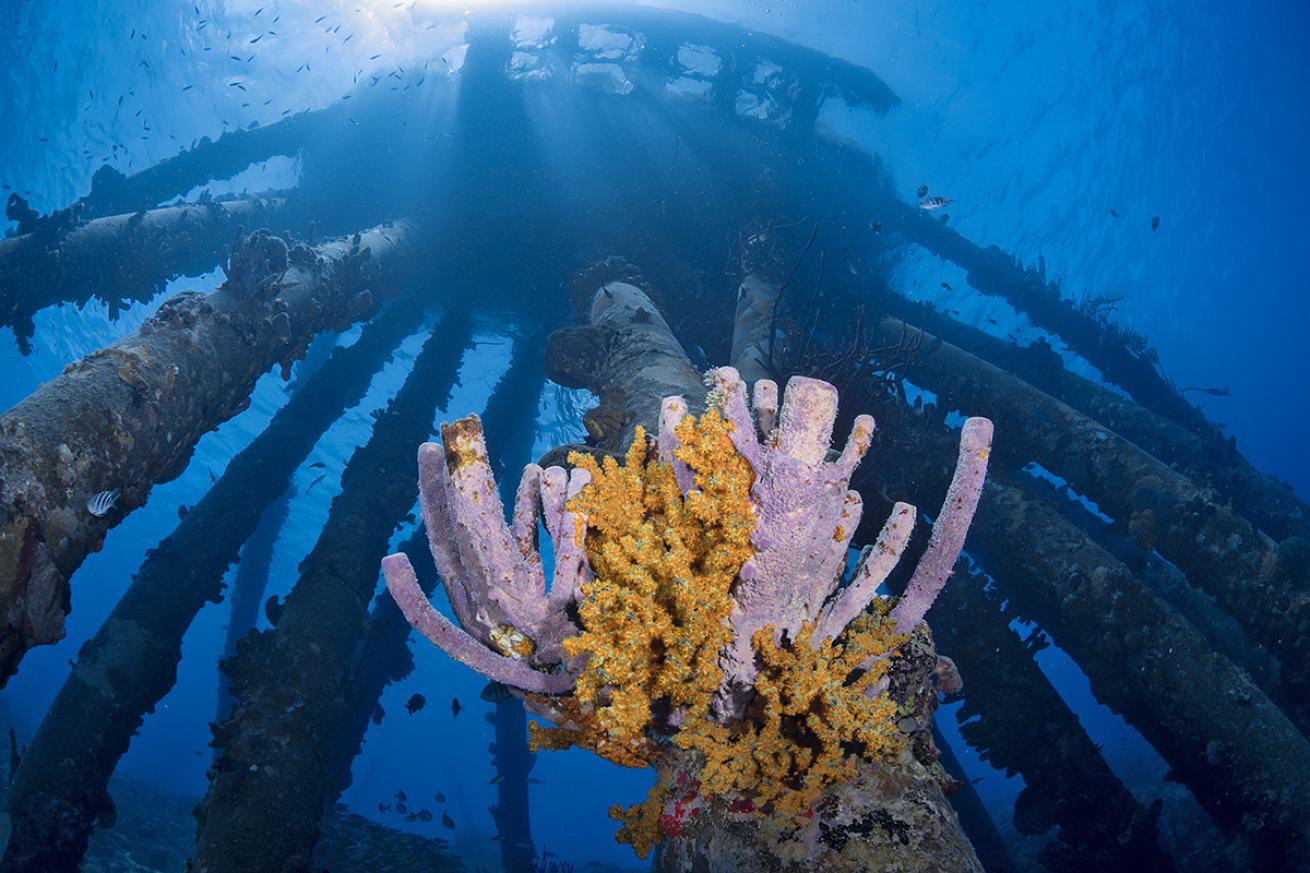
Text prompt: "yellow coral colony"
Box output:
[[528, 409, 905, 857]]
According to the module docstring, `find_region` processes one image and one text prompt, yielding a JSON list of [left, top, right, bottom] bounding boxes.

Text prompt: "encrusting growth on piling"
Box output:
[[382, 366, 992, 863]]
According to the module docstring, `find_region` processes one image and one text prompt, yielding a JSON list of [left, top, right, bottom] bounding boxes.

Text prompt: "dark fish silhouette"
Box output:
[[916, 184, 929, 198], [378, 802, 391, 814], [938, 213, 951, 224], [441, 811, 456, 830], [396, 790, 407, 802], [309, 461, 326, 469], [941, 281, 954, 292], [1109, 208, 1120, 218], [435, 792, 447, 803], [417, 809, 433, 822], [1182, 385, 1231, 397], [451, 698, 462, 718], [480, 681, 512, 704], [307, 473, 326, 492], [405, 693, 426, 715], [1151, 215, 1160, 231]]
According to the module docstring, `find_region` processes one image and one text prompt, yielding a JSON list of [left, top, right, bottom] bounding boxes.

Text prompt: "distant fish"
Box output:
[[397, 801, 408, 814], [441, 811, 455, 830], [480, 681, 512, 704], [405, 693, 426, 715], [208, 467, 216, 483], [938, 213, 951, 224], [309, 461, 327, 469], [868, 219, 881, 233], [87, 489, 121, 518], [417, 809, 433, 822], [1182, 385, 1231, 397], [1151, 215, 1160, 231], [451, 697, 462, 719], [377, 802, 391, 814], [405, 812, 417, 822], [307, 473, 326, 492], [919, 195, 953, 211], [488, 774, 504, 785], [1109, 208, 1120, 218], [396, 790, 407, 803], [941, 281, 954, 292], [435, 792, 446, 803], [916, 184, 929, 199]]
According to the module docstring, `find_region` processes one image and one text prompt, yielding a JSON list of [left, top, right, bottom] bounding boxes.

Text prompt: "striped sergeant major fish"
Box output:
[[87, 489, 121, 517], [919, 196, 954, 211]]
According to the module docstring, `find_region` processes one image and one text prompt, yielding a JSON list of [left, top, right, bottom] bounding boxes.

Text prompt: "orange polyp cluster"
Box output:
[[528, 410, 906, 858]]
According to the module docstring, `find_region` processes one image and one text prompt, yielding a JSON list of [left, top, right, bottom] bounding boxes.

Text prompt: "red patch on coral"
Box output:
[[727, 796, 756, 814]]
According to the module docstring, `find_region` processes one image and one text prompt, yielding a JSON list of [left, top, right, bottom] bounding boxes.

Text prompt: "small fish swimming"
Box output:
[[1109, 208, 1121, 218], [441, 811, 455, 830], [938, 213, 951, 224], [308, 461, 326, 469], [916, 184, 929, 199], [405, 693, 426, 715], [489, 774, 504, 785], [307, 473, 326, 492], [451, 698, 462, 718], [941, 281, 954, 292], [87, 489, 121, 517], [1182, 385, 1231, 397], [405, 812, 417, 822], [435, 792, 447, 803], [396, 790, 407, 803], [480, 681, 512, 704], [417, 809, 433, 822], [377, 802, 391, 814], [1151, 215, 1160, 231], [919, 196, 953, 211]]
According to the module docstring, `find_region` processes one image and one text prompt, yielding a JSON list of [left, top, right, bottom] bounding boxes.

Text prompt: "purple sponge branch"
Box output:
[[382, 414, 588, 693], [813, 501, 916, 643], [890, 416, 994, 634], [382, 553, 576, 694], [704, 366, 993, 719], [708, 367, 879, 717]]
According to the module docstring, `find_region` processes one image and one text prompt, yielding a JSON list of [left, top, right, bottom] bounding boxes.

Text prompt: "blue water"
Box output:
[[2, 1, 1307, 870]]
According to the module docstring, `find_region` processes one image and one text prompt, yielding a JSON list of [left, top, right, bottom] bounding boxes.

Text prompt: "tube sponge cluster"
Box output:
[[382, 367, 993, 856]]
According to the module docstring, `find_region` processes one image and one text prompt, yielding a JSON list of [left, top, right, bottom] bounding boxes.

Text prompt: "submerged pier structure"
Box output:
[[1, 6, 1307, 872]]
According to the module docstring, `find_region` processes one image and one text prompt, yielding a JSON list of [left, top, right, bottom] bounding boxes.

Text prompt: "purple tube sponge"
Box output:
[[383, 372, 992, 715], [697, 367, 992, 718], [381, 415, 587, 695]]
